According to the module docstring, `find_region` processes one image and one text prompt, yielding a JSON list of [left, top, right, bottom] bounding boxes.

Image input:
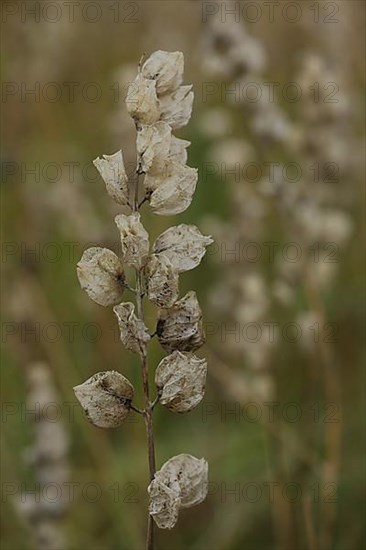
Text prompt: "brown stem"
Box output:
[[133, 171, 156, 550]]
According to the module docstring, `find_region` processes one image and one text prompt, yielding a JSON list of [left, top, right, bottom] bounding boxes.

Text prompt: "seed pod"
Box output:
[[142, 50, 184, 95], [113, 302, 150, 355], [160, 85, 194, 129], [125, 73, 160, 125], [169, 136, 190, 164], [148, 454, 208, 529], [115, 213, 150, 269], [154, 224, 213, 272], [148, 162, 198, 216], [147, 476, 181, 530], [145, 254, 179, 308], [157, 291, 205, 352], [73, 371, 134, 428], [77, 247, 125, 306], [155, 351, 207, 412], [93, 150, 129, 206], [136, 122, 171, 175]]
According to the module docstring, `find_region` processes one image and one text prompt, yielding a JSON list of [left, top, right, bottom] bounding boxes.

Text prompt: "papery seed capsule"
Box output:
[[136, 122, 172, 175], [142, 50, 184, 95], [148, 454, 208, 529], [157, 291, 205, 352], [168, 136, 190, 164], [73, 371, 134, 428], [155, 351, 207, 413], [77, 247, 125, 307], [145, 254, 179, 308], [148, 162, 198, 216], [159, 85, 194, 129], [154, 224, 213, 272], [147, 476, 181, 530], [93, 150, 129, 206], [115, 213, 150, 270], [113, 302, 150, 356], [125, 73, 160, 125]]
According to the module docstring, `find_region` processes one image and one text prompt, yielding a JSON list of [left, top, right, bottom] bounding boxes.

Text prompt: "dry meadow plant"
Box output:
[[74, 51, 212, 550]]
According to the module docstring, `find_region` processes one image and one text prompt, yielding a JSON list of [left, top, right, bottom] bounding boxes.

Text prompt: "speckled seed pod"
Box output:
[[114, 213, 150, 270], [73, 371, 134, 428], [148, 162, 198, 216], [76, 247, 125, 307], [159, 85, 194, 129], [157, 291, 205, 352], [145, 254, 179, 308], [93, 150, 129, 206], [113, 302, 150, 356], [141, 50, 184, 95], [153, 224, 213, 272], [155, 351, 207, 413], [148, 454, 208, 529], [125, 73, 160, 125], [136, 121, 172, 175]]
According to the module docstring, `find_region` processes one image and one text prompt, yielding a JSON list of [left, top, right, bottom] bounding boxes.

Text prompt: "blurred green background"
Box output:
[[1, 1, 365, 549]]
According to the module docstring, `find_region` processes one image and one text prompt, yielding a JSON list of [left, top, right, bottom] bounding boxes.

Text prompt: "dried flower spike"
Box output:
[[74, 50, 210, 550], [77, 247, 125, 306], [73, 371, 134, 428]]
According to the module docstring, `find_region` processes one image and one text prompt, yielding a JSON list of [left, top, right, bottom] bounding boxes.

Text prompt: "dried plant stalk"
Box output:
[[74, 51, 212, 550]]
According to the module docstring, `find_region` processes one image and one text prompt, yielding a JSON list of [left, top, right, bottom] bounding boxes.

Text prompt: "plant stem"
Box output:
[[133, 171, 156, 550]]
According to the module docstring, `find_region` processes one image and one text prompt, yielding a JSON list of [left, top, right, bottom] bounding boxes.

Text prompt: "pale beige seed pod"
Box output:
[[148, 454, 208, 529], [113, 302, 150, 355], [145, 254, 179, 308], [136, 121, 172, 175], [148, 162, 198, 216], [73, 371, 134, 428], [168, 136, 190, 164], [154, 224, 213, 272], [93, 150, 129, 206], [115, 213, 150, 269], [147, 476, 181, 530], [141, 50, 184, 95], [76, 247, 125, 306], [155, 351, 207, 413], [160, 85, 194, 129], [157, 291, 205, 352], [125, 73, 160, 125]]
